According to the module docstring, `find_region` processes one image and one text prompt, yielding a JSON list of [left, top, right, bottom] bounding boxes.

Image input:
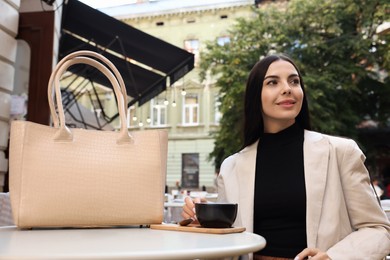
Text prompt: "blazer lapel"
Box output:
[[303, 131, 329, 248], [235, 141, 258, 233]]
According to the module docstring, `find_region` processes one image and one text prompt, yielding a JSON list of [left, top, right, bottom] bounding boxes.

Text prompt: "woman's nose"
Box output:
[[281, 82, 292, 95]]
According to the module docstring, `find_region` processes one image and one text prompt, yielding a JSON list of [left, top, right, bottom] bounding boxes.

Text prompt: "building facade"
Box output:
[[99, 0, 254, 191], [0, 0, 62, 191], [0, 0, 255, 192], [0, 0, 19, 192]]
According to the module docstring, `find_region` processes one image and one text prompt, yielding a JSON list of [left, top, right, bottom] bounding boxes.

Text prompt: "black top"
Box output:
[[253, 123, 307, 258]]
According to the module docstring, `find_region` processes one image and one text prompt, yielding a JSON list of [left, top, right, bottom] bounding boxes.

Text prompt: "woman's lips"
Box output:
[[277, 99, 296, 105], [277, 99, 296, 108]]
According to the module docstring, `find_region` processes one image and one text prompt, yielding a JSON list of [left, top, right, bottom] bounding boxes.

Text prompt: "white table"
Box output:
[[0, 226, 266, 259]]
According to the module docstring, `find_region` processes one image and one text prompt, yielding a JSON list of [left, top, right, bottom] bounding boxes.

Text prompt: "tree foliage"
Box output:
[[200, 0, 390, 169]]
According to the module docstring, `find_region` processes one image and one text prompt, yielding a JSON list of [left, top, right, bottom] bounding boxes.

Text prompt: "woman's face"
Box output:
[[261, 60, 304, 133]]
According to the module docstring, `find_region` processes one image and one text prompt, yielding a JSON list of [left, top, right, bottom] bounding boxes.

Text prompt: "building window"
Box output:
[[127, 106, 137, 127], [186, 18, 196, 23], [91, 97, 105, 118], [181, 153, 199, 188], [214, 95, 222, 124], [184, 39, 200, 66], [217, 36, 230, 46], [182, 94, 199, 125], [151, 97, 167, 126]]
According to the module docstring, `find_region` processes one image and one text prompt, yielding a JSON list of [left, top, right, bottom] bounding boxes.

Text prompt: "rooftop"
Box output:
[[84, 0, 253, 19]]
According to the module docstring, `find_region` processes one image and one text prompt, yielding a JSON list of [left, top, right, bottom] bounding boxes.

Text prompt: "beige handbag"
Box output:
[[9, 50, 168, 228]]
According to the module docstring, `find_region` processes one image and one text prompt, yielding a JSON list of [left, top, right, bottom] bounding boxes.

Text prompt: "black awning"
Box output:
[[59, 34, 166, 100], [59, 0, 194, 109]]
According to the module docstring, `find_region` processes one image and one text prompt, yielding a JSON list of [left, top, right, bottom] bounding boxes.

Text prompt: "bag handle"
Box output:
[[47, 51, 132, 144], [48, 50, 128, 128]]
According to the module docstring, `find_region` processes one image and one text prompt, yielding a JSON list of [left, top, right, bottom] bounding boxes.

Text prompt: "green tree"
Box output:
[[200, 0, 390, 169]]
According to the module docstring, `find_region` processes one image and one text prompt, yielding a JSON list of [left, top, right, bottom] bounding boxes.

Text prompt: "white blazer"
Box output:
[[217, 130, 390, 260]]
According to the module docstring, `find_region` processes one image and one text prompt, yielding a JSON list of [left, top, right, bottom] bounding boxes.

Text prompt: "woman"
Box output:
[[182, 54, 390, 260]]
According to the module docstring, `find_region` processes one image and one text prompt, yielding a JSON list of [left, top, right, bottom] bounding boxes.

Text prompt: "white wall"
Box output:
[[19, 0, 61, 70], [0, 0, 20, 191], [0, 0, 62, 191]]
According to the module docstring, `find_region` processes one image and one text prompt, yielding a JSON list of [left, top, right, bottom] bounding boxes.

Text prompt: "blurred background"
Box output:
[[0, 0, 389, 199]]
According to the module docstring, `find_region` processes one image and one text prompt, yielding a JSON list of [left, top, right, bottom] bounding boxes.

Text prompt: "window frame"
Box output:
[[150, 97, 168, 127], [182, 93, 199, 126]]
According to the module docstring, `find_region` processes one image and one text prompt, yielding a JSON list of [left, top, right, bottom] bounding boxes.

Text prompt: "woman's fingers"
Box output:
[[181, 196, 209, 221], [181, 196, 196, 219], [193, 197, 202, 204], [294, 248, 331, 260]]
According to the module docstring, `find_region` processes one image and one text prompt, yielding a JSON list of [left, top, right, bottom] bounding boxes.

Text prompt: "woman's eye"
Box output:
[[267, 80, 278, 85], [290, 78, 300, 85]]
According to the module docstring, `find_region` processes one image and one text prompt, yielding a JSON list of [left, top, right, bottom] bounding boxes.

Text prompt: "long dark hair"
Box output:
[[242, 54, 311, 148]]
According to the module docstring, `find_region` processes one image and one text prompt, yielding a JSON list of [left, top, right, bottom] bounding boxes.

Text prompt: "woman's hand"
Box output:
[[181, 196, 206, 222], [294, 248, 331, 260]]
